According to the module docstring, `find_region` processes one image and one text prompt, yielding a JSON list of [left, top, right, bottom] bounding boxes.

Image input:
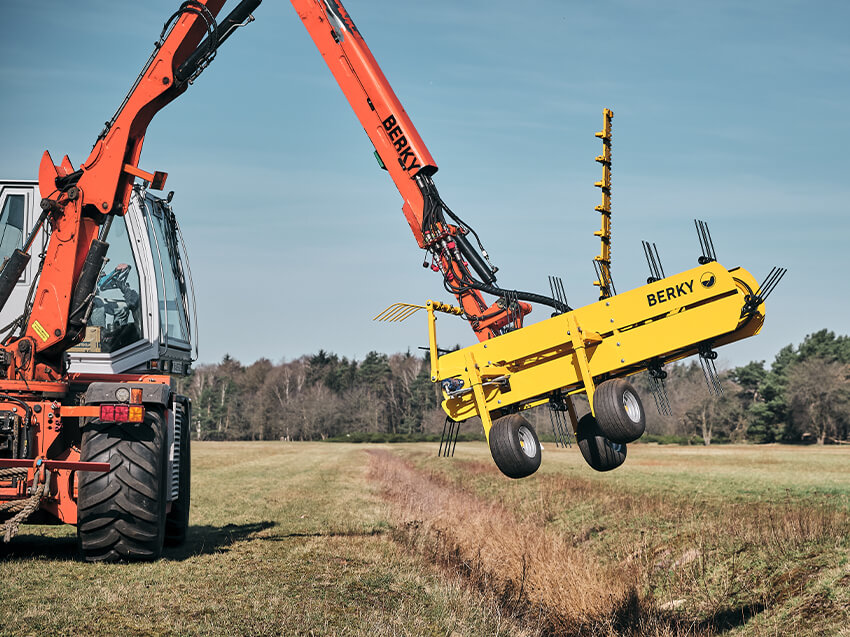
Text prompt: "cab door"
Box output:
[[66, 188, 196, 375], [0, 181, 41, 336], [67, 189, 158, 373], [141, 194, 196, 372]]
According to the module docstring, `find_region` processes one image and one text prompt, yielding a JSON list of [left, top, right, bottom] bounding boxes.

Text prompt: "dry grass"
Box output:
[[1, 442, 847, 636], [368, 444, 850, 636], [368, 449, 643, 635], [0, 442, 528, 637]]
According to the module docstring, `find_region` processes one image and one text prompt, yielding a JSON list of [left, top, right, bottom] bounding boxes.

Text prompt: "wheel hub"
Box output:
[[517, 425, 538, 458], [623, 391, 641, 423]]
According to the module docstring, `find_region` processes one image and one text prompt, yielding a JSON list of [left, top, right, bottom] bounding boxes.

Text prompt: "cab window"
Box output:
[[144, 199, 190, 344], [0, 194, 25, 264], [88, 215, 144, 353]]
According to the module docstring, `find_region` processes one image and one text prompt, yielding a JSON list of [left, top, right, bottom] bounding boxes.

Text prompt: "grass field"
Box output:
[[1, 442, 848, 636]]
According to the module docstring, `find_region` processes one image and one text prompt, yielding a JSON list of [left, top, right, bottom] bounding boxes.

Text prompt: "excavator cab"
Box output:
[[0, 180, 196, 375]]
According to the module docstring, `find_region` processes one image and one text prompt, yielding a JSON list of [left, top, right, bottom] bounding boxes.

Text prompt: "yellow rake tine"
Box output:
[[373, 303, 425, 322], [393, 306, 420, 322], [373, 308, 394, 321], [382, 307, 405, 321], [385, 306, 410, 321], [374, 304, 401, 321]]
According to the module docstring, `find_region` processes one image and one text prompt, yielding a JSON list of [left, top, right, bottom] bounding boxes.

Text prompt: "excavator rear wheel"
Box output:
[[165, 399, 191, 547], [77, 408, 168, 562], [488, 413, 541, 479]]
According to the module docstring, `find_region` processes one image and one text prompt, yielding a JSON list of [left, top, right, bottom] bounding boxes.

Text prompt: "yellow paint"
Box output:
[[31, 320, 49, 342], [593, 108, 615, 299], [464, 350, 494, 440], [426, 262, 764, 430], [425, 300, 463, 382]]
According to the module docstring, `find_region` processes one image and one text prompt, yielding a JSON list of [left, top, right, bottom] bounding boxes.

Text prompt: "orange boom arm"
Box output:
[[0, 0, 260, 381], [291, 0, 570, 340]]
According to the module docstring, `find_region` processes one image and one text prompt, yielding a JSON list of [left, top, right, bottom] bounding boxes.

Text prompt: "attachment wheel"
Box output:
[[488, 413, 541, 479], [576, 413, 627, 472], [593, 378, 646, 444]]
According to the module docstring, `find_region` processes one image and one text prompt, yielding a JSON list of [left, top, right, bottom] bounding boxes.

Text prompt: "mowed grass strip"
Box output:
[[377, 443, 850, 636], [0, 442, 527, 637]]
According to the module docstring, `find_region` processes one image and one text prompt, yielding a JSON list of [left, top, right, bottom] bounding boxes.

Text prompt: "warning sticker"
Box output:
[[31, 320, 50, 342]]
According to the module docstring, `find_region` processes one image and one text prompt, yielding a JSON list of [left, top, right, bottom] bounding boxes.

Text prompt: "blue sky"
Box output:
[[1, 1, 848, 368]]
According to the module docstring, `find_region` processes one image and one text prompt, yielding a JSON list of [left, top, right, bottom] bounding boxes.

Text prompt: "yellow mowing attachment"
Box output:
[[593, 108, 615, 299]]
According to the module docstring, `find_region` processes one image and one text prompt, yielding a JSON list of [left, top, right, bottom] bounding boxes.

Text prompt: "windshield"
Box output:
[[89, 214, 144, 353], [143, 198, 190, 345]]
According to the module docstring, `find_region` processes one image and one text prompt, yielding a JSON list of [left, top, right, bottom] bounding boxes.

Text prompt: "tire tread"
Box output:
[[77, 411, 167, 562], [594, 379, 646, 444], [488, 414, 541, 479]]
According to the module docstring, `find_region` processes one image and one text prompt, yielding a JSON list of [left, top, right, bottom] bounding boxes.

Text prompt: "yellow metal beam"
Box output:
[[425, 300, 464, 382], [432, 262, 764, 425], [464, 350, 495, 440], [567, 313, 598, 416]]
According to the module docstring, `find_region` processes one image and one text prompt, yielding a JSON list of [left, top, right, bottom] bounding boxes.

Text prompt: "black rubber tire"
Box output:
[[165, 400, 191, 547], [488, 413, 542, 479], [576, 413, 627, 472], [77, 409, 168, 562], [593, 378, 646, 444]]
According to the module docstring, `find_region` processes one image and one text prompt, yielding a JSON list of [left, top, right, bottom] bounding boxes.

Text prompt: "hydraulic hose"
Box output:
[[470, 281, 570, 315]]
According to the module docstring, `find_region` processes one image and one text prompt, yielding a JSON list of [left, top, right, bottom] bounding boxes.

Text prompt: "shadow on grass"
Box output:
[[691, 602, 767, 634], [258, 528, 388, 540], [0, 528, 78, 562], [604, 590, 768, 636], [0, 521, 276, 562], [165, 521, 277, 560]]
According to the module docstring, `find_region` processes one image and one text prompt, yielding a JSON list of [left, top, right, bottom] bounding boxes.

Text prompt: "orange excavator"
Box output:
[[1, 0, 777, 559], [3, 0, 546, 561], [0, 0, 261, 560], [2, 0, 574, 561]]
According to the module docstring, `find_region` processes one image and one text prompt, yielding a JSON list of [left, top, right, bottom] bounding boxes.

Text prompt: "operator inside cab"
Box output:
[[86, 215, 144, 353], [90, 263, 142, 352]]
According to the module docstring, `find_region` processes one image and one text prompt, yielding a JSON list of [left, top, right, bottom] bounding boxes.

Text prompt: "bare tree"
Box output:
[[786, 358, 850, 444]]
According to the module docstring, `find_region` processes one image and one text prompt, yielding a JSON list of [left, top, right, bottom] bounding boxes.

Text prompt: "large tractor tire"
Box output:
[[165, 398, 191, 546], [576, 413, 627, 472], [489, 413, 542, 479], [593, 379, 646, 444], [77, 408, 168, 562]]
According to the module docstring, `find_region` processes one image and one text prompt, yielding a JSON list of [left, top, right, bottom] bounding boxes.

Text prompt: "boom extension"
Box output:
[[292, 0, 569, 341]]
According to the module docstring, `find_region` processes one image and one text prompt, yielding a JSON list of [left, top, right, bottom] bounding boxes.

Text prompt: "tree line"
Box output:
[[178, 350, 443, 441], [177, 329, 850, 445]]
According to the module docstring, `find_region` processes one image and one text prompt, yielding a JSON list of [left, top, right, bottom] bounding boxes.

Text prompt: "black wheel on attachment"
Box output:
[[489, 413, 541, 479], [77, 407, 168, 562], [593, 379, 646, 444], [576, 413, 627, 472], [165, 398, 191, 547]]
